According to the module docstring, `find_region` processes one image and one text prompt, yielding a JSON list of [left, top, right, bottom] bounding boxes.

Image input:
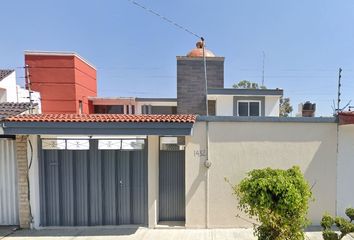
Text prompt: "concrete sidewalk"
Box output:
[[0, 226, 18, 239], [3, 227, 354, 240]]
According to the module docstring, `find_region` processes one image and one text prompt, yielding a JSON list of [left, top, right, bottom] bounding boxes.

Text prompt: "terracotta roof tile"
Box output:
[[5, 114, 197, 123]]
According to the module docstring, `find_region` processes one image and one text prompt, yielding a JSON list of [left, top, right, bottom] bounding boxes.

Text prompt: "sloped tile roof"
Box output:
[[0, 102, 34, 119], [0, 69, 14, 81], [5, 114, 197, 123]]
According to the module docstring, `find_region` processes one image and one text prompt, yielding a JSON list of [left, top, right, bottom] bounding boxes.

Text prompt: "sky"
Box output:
[[1, 0, 354, 116]]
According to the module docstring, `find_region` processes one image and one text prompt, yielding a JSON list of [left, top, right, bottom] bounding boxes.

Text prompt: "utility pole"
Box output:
[[337, 68, 342, 113], [25, 64, 33, 114], [262, 51, 265, 87], [201, 37, 208, 116]]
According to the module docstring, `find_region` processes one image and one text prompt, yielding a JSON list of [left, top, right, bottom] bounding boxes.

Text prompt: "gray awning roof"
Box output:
[[207, 88, 283, 96], [1, 121, 194, 136]]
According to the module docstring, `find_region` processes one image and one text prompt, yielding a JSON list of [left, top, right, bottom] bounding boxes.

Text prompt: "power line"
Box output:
[[127, 0, 201, 39]]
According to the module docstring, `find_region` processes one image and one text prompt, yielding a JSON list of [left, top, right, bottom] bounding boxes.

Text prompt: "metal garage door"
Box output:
[[39, 138, 147, 226], [159, 137, 185, 221], [0, 138, 19, 225]]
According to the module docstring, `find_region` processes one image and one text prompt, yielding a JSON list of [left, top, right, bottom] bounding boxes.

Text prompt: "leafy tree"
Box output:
[[232, 80, 266, 89], [321, 208, 354, 240], [230, 166, 312, 240], [232, 80, 293, 117], [280, 97, 293, 117]]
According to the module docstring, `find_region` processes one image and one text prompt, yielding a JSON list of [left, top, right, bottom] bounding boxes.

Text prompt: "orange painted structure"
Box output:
[[25, 52, 97, 114]]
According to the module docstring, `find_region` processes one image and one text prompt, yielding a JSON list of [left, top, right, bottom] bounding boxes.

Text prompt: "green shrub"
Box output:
[[321, 214, 334, 230], [232, 166, 312, 240], [345, 208, 354, 222], [322, 230, 339, 240], [320, 208, 354, 240]]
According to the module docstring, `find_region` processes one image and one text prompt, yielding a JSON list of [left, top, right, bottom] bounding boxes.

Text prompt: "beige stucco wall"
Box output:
[[185, 121, 337, 228], [148, 136, 159, 228], [337, 124, 354, 217], [185, 122, 208, 228]]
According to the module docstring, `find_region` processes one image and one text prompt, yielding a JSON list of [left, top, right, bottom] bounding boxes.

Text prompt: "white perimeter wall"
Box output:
[[186, 121, 337, 228], [337, 125, 354, 217]]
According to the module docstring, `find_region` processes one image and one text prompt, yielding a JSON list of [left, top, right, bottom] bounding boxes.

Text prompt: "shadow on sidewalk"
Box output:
[[4, 226, 140, 238]]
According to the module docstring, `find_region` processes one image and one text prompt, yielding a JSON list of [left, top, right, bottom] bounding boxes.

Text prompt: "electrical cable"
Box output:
[[27, 138, 34, 226], [127, 0, 201, 39]]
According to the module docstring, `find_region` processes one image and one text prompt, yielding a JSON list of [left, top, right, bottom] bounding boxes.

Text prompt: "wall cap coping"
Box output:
[[197, 115, 337, 123]]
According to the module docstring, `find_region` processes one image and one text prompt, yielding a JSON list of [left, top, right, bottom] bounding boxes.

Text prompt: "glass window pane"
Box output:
[[107, 105, 124, 114], [121, 139, 145, 150], [238, 102, 248, 116], [98, 140, 121, 150], [250, 102, 260, 116], [42, 139, 66, 150], [67, 140, 90, 150]]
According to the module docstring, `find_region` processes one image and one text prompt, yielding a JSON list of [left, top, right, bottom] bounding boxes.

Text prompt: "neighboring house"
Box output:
[[24, 44, 283, 117], [88, 42, 283, 116], [24, 51, 97, 114], [0, 69, 40, 226], [0, 70, 17, 102], [0, 69, 41, 110], [0, 102, 38, 226], [89, 97, 177, 114]]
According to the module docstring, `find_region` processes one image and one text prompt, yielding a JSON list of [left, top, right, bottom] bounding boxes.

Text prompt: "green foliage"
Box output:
[[320, 208, 354, 240], [232, 80, 266, 89], [321, 213, 334, 230], [280, 97, 293, 117], [322, 230, 339, 240], [233, 166, 312, 240], [345, 208, 354, 222]]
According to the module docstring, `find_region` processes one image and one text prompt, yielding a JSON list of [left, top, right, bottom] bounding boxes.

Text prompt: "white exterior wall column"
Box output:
[[148, 136, 159, 228]]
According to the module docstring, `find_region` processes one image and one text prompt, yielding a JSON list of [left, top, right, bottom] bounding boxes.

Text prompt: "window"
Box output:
[[98, 140, 121, 150], [94, 105, 124, 114], [208, 100, 216, 116], [79, 100, 83, 114], [67, 140, 90, 150], [142, 105, 177, 114], [42, 139, 66, 150], [237, 101, 261, 116]]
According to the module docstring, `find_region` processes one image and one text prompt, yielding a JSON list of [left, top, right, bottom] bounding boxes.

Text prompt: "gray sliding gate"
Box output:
[[39, 139, 147, 226], [159, 150, 185, 221]]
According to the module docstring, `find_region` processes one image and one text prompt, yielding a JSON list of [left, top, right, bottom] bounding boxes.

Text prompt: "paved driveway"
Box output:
[[3, 227, 354, 240]]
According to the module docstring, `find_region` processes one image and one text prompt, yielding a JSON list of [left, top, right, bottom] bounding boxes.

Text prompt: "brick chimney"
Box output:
[[176, 41, 224, 115]]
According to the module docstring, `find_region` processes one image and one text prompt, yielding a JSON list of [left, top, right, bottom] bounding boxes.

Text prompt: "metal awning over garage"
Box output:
[[1, 114, 196, 135]]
